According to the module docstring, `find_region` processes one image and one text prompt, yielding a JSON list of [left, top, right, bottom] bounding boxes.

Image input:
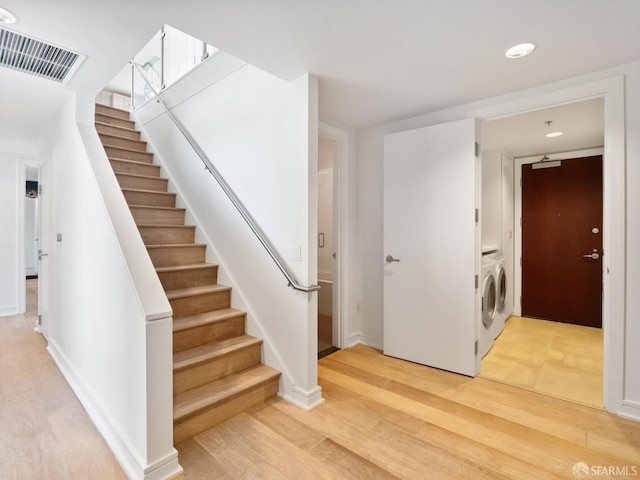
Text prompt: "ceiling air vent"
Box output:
[[0, 27, 84, 84]]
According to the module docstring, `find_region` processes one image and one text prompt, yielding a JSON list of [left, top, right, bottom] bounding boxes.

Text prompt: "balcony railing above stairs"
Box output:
[[130, 60, 320, 293]]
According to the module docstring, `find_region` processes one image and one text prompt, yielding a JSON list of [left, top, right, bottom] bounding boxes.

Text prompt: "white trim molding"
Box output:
[[347, 331, 383, 350], [620, 400, 640, 422], [282, 385, 325, 410], [469, 76, 626, 416]]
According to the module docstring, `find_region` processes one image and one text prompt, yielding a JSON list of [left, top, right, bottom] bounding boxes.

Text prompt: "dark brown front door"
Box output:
[[522, 156, 603, 328]]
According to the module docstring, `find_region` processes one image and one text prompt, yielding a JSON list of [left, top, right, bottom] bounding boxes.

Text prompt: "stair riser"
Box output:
[[110, 159, 160, 177], [96, 113, 135, 129], [174, 344, 262, 395], [96, 104, 130, 120], [170, 289, 231, 317], [96, 123, 140, 140], [105, 146, 153, 163], [123, 190, 176, 208], [100, 134, 147, 152], [138, 226, 195, 245], [116, 174, 168, 192], [148, 246, 206, 267], [173, 379, 279, 443], [158, 266, 218, 290], [131, 208, 185, 225], [173, 315, 245, 353]]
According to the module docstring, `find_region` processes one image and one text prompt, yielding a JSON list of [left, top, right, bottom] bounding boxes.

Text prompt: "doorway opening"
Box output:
[[25, 167, 39, 280], [478, 98, 605, 408], [318, 133, 339, 358], [20, 162, 42, 333]]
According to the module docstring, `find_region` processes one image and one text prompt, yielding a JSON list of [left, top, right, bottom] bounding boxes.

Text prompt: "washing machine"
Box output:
[[478, 254, 497, 359], [488, 251, 508, 339]]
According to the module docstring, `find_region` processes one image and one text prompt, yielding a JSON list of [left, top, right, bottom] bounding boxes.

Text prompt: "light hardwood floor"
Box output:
[[481, 316, 603, 408], [0, 281, 126, 479], [4, 286, 638, 479], [176, 344, 640, 479]]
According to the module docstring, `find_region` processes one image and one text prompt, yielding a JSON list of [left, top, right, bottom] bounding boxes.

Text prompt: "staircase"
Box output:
[[94, 103, 280, 443]]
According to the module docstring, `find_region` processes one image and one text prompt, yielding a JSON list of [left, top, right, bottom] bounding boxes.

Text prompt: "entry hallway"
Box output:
[[2, 283, 639, 478], [481, 316, 604, 408], [0, 281, 126, 478]]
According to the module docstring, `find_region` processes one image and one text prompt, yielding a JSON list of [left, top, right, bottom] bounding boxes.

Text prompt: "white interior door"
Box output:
[[383, 118, 479, 377]]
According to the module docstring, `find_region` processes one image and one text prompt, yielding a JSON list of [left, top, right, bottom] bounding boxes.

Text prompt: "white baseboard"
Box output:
[[347, 331, 383, 350], [143, 451, 183, 480], [0, 305, 18, 317], [47, 339, 182, 480], [619, 400, 640, 422], [280, 385, 324, 411]]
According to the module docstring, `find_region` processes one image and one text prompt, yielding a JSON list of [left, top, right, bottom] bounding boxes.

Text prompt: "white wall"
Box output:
[[39, 97, 179, 479], [134, 53, 323, 409], [501, 153, 515, 318], [356, 60, 640, 419], [481, 149, 503, 252], [0, 157, 20, 316]]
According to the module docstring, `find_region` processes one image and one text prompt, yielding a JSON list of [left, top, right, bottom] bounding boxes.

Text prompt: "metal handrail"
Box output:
[[130, 61, 320, 293]]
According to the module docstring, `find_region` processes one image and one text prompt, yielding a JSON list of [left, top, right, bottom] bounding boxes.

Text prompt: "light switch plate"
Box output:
[[289, 245, 301, 262]]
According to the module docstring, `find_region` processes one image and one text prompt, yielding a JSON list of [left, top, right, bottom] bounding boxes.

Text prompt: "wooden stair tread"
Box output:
[[173, 308, 245, 333], [99, 132, 145, 141], [147, 243, 206, 249], [173, 334, 262, 371], [122, 187, 175, 196], [99, 135, 147, 150], [137, 224, 194, 228], [156, 263, 217, 273], [103, 145, 152, 155], [95, 121, 139, 134], [96, 104, 130, 116], [109, 157, 158, 167], [173, 364, 280, 422], [96, 111, 133, 121], [115, 172, 165, 181], [95, 111, 131, 120], [130, 205, 185, 212], [166, 284, 231, 300]]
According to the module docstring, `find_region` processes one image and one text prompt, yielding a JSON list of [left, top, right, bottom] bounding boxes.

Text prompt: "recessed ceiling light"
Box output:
[[546, 131, 564, 138], [0, 6, 18, 24], [505, 42, 536, 59]]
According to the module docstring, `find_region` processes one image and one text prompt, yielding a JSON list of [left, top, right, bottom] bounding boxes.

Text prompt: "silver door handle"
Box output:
[[386, 255, 400, 263], [38, 250, 48, 260], [583, 252, 599, 260]]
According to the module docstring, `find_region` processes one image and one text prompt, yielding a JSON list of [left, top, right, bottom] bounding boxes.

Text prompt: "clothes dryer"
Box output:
[[488, 251, 508, 339], [478, 255, 496, 359]]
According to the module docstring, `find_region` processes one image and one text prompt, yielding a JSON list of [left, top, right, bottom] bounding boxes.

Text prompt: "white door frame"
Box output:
[[468, 76, 625, 414], [318, 122, 350, 349], [16, 159, 43, 315], [16, 163, 27, 314]]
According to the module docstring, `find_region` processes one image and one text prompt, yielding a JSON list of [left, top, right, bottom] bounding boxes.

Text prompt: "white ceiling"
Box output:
[[1, 1, 639, 150], [482, 97, 604, 158]]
